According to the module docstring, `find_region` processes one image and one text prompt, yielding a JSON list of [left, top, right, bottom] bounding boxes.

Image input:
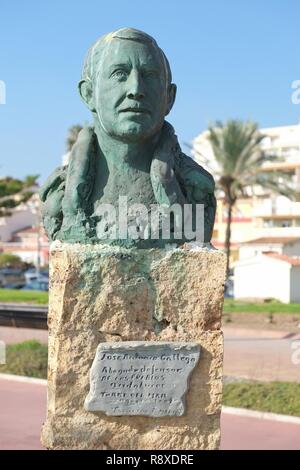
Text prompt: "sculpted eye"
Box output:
[[142, 70, 158, 79], [112, 69, 128, 79]]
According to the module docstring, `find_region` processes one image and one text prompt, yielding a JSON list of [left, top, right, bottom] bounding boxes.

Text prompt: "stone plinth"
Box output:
[[41, 242, 226, 450]]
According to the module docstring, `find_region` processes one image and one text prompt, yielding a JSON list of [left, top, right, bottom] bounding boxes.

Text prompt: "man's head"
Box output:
[[79, 28, 177, 142]]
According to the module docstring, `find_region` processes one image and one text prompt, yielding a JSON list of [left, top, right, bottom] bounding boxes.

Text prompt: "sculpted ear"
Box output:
[[78, 79, 95, 112], [165, 83, 177, 116]]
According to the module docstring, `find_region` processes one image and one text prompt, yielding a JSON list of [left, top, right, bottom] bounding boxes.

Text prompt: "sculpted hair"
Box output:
[[81, 27, 172, 87]]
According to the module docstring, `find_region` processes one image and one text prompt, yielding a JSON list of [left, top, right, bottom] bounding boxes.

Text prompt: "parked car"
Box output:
[[40, 269, 49, 278], [224, 277, 234, 298], [21, 277, 49, 291], [0, 268, 26, 289], [24, 269, 49, 283]]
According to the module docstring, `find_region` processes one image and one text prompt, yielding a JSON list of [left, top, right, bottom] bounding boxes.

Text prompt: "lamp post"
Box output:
[[28, 196, 41, 277], [36, 208, 41, 277]]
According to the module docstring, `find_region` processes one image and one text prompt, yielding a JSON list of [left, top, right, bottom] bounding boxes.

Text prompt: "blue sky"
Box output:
[[0, 0, 299, 183]]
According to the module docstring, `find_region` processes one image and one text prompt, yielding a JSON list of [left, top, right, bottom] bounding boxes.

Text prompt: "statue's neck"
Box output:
[[94, 120, 159, 173]]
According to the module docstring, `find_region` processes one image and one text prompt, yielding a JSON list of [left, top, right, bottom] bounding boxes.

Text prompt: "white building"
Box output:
[[0, 195, 49, 266], [193, 124, 300, 254], [234, 253, 300, 303], [1, 225, 49, 266], [0, 205, 37, 242], [239, 237, 300, 260]]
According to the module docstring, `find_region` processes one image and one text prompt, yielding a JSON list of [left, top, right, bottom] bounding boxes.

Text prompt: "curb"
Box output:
[[222, 405, 300, 425], [1, 373, 300, 426], [223, 326, 300, 340], [0, 373, 47, 385]]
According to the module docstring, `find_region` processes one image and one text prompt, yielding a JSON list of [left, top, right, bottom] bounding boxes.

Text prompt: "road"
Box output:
[[0, 377, 299, 450]]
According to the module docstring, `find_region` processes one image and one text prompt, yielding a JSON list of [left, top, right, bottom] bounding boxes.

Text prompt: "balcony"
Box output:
[[253, 198, 300, 218]]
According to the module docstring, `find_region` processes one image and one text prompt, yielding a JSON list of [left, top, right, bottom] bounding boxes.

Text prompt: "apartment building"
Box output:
[[193, 124, 300, 260]]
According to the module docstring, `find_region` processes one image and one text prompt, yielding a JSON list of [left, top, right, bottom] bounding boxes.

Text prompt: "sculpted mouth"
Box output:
[[120, 107, 150, 114]]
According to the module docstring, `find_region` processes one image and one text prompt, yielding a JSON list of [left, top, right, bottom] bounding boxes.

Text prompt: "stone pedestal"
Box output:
[[41, 242, 226, 450]]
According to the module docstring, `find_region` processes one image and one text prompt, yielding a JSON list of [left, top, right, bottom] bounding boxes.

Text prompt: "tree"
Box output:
[[193, 120, 295, 276], [0, 175, 39, 217], [0, 253, 23, 268]]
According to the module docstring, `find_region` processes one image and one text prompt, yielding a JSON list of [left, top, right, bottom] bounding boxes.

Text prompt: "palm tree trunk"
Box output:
[[225, 202, 233, 277]]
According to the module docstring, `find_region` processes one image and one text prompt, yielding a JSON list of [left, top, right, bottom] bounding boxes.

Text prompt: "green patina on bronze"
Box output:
[[40, 28, 216, 247]]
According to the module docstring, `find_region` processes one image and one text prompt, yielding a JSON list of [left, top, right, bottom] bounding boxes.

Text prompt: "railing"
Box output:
[[0, 303, 47, 330]]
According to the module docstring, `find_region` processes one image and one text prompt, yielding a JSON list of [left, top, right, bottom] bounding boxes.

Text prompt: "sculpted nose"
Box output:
[[126, 70, 145, 100]]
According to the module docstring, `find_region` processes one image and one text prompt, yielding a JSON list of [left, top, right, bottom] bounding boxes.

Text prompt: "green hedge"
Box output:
[[0, 288, 48, 305], [0, 340, 48, 378], [223, 381, 300, 417]]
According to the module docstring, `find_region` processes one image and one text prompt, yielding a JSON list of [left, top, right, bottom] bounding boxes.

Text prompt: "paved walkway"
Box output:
[[0, 377, 299, 450], [1, 325, 300, 382], [0, 378, 46, 450], [223, 326, 300, 382], [220, 412, 300, 450], [0, 326, 48, 345]]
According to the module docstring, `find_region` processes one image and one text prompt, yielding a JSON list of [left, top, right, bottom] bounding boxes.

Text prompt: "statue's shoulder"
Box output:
[[39, 165, 67, 202], [174, 150, 215, 191]]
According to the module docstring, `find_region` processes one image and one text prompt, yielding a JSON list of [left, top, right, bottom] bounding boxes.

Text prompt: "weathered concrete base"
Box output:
[[41, 242, 226, 450]]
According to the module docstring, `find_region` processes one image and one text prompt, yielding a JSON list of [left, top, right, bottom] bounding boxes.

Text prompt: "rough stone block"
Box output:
[[41, 242, 226, 450]]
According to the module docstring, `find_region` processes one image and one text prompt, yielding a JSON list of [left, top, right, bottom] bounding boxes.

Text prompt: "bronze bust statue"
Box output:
[[40, 28, 216, 247]]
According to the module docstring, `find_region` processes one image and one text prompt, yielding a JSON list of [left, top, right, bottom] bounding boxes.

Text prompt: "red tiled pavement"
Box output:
[[220, 413, 300, 450], [0, 378, 300, 450], [0, 379, 46, 450]]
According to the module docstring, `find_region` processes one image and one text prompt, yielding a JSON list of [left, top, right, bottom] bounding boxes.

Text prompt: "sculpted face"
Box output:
[[92, 39, 174, 141], [41, 29, 216, 246]]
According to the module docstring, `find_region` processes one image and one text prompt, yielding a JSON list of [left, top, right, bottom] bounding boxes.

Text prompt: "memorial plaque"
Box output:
[[84, 341, 200, 417]]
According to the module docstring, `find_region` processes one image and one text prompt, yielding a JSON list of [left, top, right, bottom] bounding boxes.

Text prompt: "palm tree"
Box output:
[[66, 125, 83, 152], [62, 125, 83, 166], [194, 119, 295, 276]]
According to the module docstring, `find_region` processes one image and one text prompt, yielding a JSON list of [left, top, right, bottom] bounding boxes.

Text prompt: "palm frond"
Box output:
[[203, 119, 296, 201]]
